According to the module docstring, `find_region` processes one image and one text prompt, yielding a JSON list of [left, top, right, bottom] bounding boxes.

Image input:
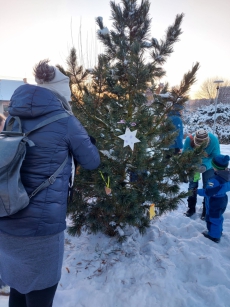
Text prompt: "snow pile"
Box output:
[[183, 103, 230, 143]]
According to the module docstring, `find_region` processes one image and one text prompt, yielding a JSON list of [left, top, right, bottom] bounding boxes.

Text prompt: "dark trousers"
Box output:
[[187, 168, 214, 210], [9, 283, 58, 307]]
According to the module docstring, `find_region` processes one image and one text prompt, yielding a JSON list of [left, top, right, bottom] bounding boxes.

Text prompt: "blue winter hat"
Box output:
[[212, 154, 230, 170]]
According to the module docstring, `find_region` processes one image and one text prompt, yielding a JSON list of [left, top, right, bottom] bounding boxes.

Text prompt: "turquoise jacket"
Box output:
[[183, 133, 220, 170]]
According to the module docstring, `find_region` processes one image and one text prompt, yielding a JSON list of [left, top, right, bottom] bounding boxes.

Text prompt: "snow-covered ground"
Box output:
[[0, 145, 230, 307]]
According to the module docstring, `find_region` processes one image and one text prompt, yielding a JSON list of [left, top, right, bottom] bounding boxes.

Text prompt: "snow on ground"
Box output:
[[1, 145, 230, 307]]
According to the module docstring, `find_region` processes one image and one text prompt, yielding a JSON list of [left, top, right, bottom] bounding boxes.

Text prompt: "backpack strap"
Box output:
[[3, 113, 70, 199], [26, 113, 70, 136], [1, 116, 24, 136], [1, 113, 70, 137], [27, 113, 70, 198], [29, 155, 69, 199], [5, 116, 22, 132]]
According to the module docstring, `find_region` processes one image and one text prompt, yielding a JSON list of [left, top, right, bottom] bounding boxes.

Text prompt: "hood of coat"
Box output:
[[168, 110, 181, 117], [9, 84, 64, 118], [215, 169, 230, 182]]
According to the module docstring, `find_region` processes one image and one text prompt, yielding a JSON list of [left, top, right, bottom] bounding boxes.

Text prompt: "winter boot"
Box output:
[[184, 208, 196, 217], [202, 231, 220, 243], [201, 200, 206, 220], [184, 196, 196, 217]]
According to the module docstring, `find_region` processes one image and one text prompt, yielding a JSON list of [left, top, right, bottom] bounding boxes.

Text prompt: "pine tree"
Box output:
[[56, 48, 89, 112], [63, 0, 202, 241]]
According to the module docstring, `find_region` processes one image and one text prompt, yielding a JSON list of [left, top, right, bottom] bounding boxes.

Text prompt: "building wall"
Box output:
[[0, 101, 10, 116], [0, 79, 25, 101], [0, 79, 26, 116], [218, 86, 230, 104]]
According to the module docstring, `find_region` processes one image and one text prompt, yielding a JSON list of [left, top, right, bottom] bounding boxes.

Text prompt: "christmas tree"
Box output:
[[60, 0, 202, 241]]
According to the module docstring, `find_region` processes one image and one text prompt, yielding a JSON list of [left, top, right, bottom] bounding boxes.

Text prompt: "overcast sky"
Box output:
[[0, 0, 229, 98]]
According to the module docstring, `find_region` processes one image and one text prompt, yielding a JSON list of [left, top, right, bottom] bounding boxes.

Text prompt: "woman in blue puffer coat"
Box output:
[[0, 60, 100, 307], [167, 106, 184, 154]]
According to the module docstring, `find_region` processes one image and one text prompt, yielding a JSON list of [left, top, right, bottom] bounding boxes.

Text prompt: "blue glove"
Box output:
[[197, 189, 205, 196]]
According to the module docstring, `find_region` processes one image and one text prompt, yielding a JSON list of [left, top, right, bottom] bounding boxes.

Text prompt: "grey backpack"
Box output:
[[0, 113, 69, 217]]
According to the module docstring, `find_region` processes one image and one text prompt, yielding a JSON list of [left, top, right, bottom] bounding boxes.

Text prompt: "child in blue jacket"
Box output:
[[197, 154, 230, 243]]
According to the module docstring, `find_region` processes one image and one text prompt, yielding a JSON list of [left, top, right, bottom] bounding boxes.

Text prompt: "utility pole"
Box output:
[[213, 80, 223, 134]]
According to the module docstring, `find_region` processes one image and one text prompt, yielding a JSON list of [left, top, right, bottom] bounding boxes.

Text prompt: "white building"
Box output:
[[0, 79, 26, 114]]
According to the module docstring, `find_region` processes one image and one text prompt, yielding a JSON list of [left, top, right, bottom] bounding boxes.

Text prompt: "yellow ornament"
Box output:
[[99, 171, 111, 195], [149, 204, 155, 220]]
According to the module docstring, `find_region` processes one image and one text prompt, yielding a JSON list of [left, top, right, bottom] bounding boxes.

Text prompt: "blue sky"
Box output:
[[0, 0, 230, 98]]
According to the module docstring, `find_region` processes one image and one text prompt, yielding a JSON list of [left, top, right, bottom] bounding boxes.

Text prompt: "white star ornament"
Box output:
[[118, 127, 140, 151]]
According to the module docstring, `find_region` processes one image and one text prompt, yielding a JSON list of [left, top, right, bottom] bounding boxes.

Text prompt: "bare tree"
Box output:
[[194, 77, 230, 100]]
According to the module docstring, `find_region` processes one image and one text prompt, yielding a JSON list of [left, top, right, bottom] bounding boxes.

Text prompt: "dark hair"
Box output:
[[0, 113, 6, 125], [33, 59, 55, 83]]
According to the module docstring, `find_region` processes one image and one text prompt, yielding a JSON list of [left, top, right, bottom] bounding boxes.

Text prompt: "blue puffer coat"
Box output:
[[197, 170, 230, 239], [167, 112, 183, 149], [0, 84, 100, 237]]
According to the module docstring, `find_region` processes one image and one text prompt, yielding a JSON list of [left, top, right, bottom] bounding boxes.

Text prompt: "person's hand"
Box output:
[[89, 135, 96, 145]]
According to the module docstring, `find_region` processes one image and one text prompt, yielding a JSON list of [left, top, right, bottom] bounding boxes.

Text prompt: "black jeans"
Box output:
[[9, 283, 58, 307]]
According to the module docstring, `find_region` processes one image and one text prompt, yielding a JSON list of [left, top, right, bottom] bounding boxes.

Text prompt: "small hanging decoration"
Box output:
[[99, 171, 111, 195], [118, 127, 140, 151], [117, 120, 137, 127], [130, 122, 136, 127], [105, 186, 112, 195], [149, 204, 155, 220]]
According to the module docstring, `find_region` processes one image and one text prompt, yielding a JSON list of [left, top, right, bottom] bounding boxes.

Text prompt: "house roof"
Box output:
[[0, 79, 25, 101]]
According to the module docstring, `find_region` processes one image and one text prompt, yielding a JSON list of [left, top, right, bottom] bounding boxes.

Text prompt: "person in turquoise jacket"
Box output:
[[183, 129, 220, 218], [197, 154, 230, 243]]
